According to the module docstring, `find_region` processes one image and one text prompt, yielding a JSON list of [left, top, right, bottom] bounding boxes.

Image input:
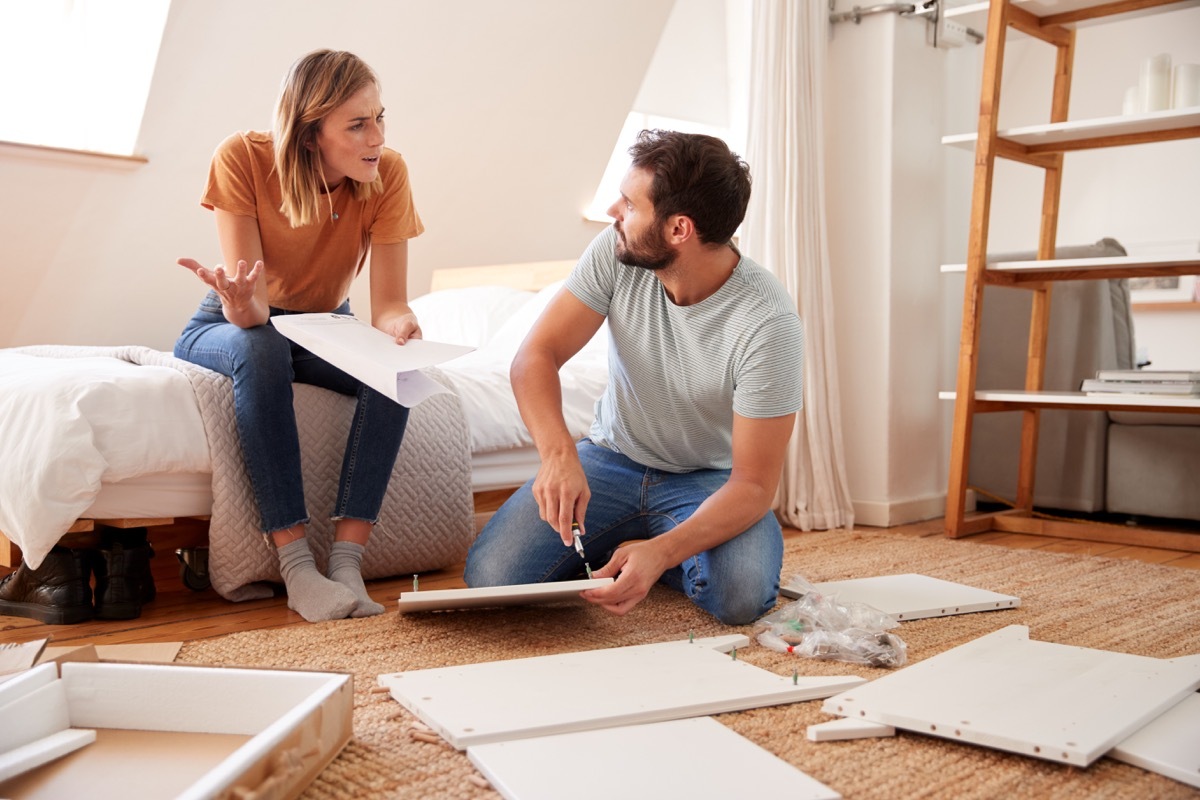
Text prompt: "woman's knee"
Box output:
[[229, 326, 294, 385], [237, 325, 291, 363]]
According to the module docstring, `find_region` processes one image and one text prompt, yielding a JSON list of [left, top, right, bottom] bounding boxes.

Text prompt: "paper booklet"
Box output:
[[271, 313, 473, 407], [1081, 378, 1200, 396], [1094, 369, 1200, 383]]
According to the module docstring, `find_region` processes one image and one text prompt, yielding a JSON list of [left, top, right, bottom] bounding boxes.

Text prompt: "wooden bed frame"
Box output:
[[0, 259, 577, 570], [429, 259, 574, 293]]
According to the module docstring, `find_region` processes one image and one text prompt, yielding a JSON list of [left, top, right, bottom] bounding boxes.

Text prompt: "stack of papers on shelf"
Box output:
[[1081, 369, 1200, 397]]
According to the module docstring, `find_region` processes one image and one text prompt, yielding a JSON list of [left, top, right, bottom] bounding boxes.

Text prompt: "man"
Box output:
[[463, 130, 804, 625]]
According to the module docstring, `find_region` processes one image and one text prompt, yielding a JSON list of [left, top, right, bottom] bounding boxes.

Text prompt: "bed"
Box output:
[[416, 261, 608, 494], [0, 260, 607, 600]]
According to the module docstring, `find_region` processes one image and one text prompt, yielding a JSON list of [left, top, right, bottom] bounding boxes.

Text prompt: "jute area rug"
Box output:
[[178, 529, 1200, 799]]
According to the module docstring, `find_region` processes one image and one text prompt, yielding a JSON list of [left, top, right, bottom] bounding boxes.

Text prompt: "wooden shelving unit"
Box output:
[[944, 0, 1200, 550]]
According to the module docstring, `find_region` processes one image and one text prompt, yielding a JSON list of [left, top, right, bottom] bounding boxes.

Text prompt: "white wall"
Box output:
[[7, 3, 1188, 525], [825, 10, 949, 526], [0, 0, 673, 352]]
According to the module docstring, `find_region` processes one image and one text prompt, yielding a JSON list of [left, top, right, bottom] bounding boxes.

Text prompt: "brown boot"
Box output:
[[0, 546, 93, 625]]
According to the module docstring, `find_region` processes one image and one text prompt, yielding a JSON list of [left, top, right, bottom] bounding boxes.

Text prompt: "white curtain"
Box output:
[[740, 0, 855, 531]]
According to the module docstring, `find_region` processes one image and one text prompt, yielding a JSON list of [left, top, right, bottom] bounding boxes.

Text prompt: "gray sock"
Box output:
[[277, 538, 357, 622], [327, 540, 385, 618]]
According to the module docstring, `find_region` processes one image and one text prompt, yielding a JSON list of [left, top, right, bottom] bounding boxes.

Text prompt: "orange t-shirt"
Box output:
[[200, 131, 424, 312]]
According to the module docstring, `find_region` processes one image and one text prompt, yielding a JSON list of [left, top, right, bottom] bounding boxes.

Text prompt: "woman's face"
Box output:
[[315, 81, 385, 187]]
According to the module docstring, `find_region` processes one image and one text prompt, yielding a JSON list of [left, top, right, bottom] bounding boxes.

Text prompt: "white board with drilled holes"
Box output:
[[820, 626, 1200, 767], [780, 573, 1019, 620], [380, 635, 864, 750]]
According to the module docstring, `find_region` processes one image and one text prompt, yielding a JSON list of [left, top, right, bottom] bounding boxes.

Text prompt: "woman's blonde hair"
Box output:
[[274, 49, 382, 228]]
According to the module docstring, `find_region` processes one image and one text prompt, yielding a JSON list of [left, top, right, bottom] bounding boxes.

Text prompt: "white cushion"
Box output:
[[410, 285, 535, 348]]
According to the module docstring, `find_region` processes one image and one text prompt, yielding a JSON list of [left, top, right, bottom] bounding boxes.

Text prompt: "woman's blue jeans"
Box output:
[[463, 439, 783, 625], [174, 291, 409, 534]]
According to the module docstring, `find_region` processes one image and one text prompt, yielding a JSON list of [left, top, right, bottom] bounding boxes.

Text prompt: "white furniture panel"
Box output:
[[806, 718, 896, 743], [381, 635, 864, 749], [821, 626, 1200, 766], [469, 717, 841, 800], [1109, 691, 1200, 789], [781, 573, 1019, 620], [397, 578, 612, 613]]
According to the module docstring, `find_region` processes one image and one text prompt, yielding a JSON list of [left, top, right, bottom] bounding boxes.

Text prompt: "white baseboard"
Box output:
[[852, 493, 950, 528]]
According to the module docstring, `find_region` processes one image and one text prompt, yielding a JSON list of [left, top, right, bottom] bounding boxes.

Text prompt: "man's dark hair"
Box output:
[[627, 129, 751, 246]]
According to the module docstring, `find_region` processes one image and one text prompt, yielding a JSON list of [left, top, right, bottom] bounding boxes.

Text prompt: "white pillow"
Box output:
[[483, 280, 610, 364], [409, 285, 535, 348], [482, 280, 567, 358]]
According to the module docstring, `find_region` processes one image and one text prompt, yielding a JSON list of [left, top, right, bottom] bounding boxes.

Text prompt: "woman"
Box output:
[[175, 50, 423, 622]]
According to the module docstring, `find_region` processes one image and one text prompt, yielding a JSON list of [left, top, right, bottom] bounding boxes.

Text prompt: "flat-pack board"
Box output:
[[468, 716, 842, 800], [397, 578, 612, 613], [781, 573, 1019, 620], [381, 634, 864, 749], [1109, 689, 1200, 789], [0, 661, 352, 799], [821, 625, 1200, 767]]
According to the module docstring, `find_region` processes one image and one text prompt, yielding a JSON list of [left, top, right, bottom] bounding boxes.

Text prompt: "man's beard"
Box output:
[[615, 222, 676, 271]]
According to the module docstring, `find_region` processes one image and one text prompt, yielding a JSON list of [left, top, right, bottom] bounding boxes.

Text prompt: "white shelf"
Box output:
[[942, 107, 1200, 151], [940, 252, 1200, 275], [945, 0, 1200, 33], [939, 390, 1200, 410]]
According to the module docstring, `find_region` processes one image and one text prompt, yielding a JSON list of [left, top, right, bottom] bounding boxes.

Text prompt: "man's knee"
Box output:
[[686, 524, 782, 625], [698, 585, 778, 626], [463, 505, 537, 588], [462, 549, 510, 588]]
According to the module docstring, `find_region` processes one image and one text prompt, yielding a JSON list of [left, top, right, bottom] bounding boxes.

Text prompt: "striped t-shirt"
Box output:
[[566, 226, 804, 473]]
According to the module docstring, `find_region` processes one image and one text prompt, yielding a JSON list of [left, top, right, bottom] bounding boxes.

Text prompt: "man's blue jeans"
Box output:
[[174, 291, 409, 534], [464, 439, 783, 624]]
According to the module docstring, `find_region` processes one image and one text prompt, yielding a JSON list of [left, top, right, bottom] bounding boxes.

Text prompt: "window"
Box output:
[[583, 112, 747, 223], [0, 0, 171, 156], [584, 0, 750, 222]]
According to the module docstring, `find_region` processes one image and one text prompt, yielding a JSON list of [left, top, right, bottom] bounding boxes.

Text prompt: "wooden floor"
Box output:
[[2, 516, 1198, 649]]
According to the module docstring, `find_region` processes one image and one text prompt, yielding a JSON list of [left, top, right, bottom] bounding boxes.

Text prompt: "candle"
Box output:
[[1122, 86, 1140, 116], [1139, 53, 1171, 113], [1173, 63, 1200, 109]]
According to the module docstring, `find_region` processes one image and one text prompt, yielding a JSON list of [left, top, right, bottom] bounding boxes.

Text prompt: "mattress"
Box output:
[[80, 449, 542, 519], [469, 448, 542, 493], [82, 472, 214, 520]]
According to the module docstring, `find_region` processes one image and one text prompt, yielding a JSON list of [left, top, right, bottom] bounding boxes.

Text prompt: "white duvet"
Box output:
[[0, 351, 210, 569], [411, 281, 608, 454]]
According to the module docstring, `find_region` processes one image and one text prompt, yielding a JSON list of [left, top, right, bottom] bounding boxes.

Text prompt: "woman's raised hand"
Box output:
[[178, 258, 263, 312]]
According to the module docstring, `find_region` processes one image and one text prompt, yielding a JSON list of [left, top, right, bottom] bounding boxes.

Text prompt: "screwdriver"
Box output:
[[571, 520, 593, 579]]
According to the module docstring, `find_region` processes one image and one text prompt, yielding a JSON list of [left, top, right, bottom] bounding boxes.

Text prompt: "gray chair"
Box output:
[[968, 239, 1133, 512], [964, 237, 1200, 521]]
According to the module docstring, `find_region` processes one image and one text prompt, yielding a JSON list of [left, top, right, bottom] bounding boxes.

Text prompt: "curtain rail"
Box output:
[[828, 1, 984, 43], [829, 3, 917, 25]]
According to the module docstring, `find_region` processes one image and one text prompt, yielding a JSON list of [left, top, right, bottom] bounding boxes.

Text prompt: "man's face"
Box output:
[[607, 167, 676, 271]]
